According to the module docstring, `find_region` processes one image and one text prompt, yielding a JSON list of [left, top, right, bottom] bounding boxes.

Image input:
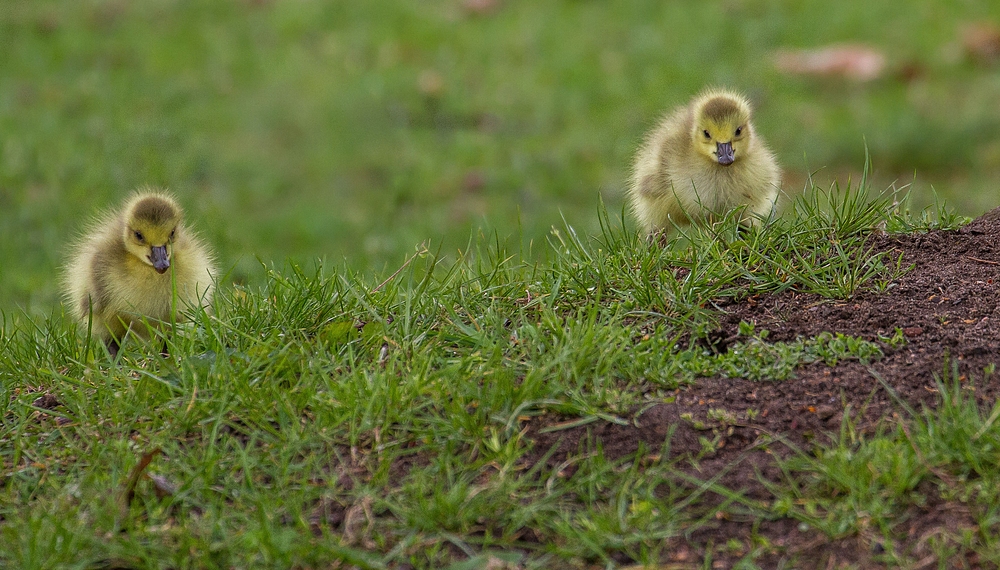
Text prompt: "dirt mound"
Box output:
[[528, 207, 1000, 567]]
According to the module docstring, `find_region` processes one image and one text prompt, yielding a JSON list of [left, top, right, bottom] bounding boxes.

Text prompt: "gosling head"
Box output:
[[122, 193, 182, 275], [690, 90, 754, 167]]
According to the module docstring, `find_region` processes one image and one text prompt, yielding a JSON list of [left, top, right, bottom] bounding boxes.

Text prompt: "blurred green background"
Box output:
[[3, 0, 1000, 315]]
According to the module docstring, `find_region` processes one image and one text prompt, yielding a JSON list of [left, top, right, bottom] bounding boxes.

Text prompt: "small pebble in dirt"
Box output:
[[903, 326, 923, 337], [798, 522, 810, 532], [815, 405, 837, 420]]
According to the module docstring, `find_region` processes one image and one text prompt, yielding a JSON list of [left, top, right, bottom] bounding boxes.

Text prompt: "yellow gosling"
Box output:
[[64, 190, 215, 356], [629, 88, 781, 232]]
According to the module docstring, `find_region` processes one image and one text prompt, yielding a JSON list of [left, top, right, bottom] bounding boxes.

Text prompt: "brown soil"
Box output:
[[526, 208, 1000, 568]]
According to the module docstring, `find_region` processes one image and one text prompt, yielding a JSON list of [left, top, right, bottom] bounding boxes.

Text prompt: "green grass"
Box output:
[[4, 0, 1000, 565], [3, 0, 1000, 313], [765, 363, 1000, 565], [0, 183, 983, 568]]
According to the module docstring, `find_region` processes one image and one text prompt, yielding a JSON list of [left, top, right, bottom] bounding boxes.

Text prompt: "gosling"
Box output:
[[629, 88, 781, 232], [64, 190, 216, 356]]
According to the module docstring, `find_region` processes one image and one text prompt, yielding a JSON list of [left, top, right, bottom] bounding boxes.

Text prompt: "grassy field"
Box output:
[[0, 184, 981, 568], [4, 1, 1000, 567], [2, 0, 1000, 314]]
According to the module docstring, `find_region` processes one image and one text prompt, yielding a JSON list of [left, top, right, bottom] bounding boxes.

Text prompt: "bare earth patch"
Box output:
[[527, 208, 1000, 568]]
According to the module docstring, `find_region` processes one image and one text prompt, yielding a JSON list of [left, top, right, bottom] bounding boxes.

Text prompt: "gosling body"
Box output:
[[629, 89, 781, 232], [64, 190, 215, 355]]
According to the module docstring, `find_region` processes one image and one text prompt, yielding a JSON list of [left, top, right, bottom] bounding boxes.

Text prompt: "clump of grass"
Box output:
[[716, 326, 883, 382], [556, 173, 959, 343]]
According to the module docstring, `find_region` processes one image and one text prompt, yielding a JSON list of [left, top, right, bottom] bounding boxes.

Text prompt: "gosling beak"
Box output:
[[149, 245, 170, 274], [716, 141, 735, 166]]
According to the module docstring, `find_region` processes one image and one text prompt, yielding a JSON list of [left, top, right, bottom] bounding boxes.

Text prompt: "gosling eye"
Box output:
[[169, 228, 176, 240], [735, 126, 743, 137], [134, 230, 144, 242], [703, 130, 711, 139]]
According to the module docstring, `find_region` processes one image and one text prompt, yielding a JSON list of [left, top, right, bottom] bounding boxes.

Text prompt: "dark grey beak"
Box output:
[[716, 141, 735, 165], [150, 245, 170, 274]]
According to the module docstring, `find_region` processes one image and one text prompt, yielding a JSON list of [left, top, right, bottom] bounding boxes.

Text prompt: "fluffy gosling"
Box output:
[[64, 190, 216, 356], [629, 88, 781, 232]]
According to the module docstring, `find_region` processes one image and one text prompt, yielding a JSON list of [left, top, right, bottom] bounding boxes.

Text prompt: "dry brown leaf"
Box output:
[[342, 495, 374, 547], [31, 393, 61, 410], [774, 44, 887, 81], [147, 474, 177, 499], [462, 0, 501, 16], [961, 22, 1000, 64]]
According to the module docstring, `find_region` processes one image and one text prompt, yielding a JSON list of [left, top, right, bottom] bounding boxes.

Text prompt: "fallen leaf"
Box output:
[[462, 0, 501, 16], [342, 495, 374, 547], [961, 22, 1000, 64], [147, 474, 177, 499], [31, 394, 60, 410], [462, 170, 486, 193], [774, 44, 887, 81]]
